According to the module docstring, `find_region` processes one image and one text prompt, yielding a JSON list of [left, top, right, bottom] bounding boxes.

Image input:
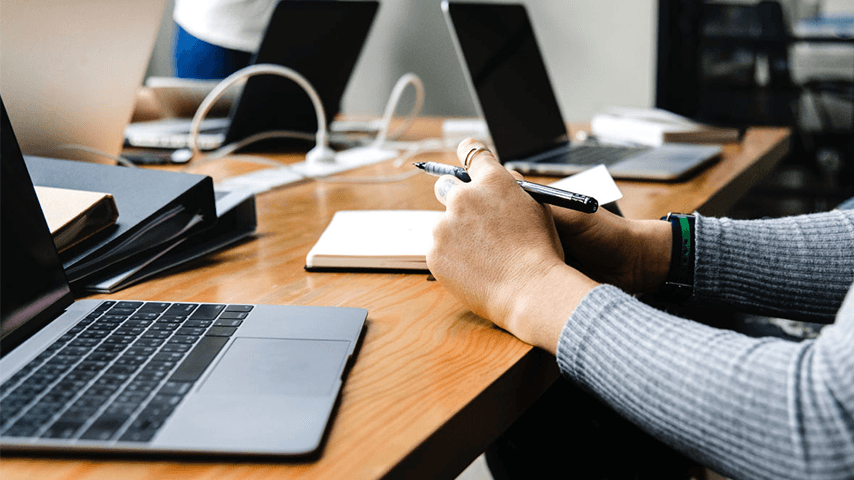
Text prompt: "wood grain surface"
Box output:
[[0, 119, 789, 480]]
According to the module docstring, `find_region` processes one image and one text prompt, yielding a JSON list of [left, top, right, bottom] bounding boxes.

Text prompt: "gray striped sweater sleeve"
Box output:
[[556, 210, 854, 480]]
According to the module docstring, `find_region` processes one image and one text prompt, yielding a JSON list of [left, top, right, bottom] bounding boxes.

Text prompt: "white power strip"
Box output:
[[216, 146, 399, 195]]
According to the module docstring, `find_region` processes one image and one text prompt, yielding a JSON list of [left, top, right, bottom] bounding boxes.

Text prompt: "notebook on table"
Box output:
[[125, 0, 380, 152], [305, 166, 625, 272], [0, 99, 367, 457], [441, 1, 722, 181]]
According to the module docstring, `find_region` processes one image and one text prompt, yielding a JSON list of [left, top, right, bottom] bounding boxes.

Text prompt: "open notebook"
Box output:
[[305, 165, 623, 272]]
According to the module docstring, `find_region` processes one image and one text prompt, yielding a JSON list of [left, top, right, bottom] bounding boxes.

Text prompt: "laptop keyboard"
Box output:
[[551, 144, 648, 166], [0, 300, 252, 443]]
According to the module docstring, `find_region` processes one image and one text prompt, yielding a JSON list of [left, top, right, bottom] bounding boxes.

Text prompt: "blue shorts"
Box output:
[[172, 23, 252, 79]]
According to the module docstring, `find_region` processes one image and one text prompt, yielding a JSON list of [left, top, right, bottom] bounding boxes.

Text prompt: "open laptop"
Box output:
[[0, 100, 367, 456], [124, 0, 379, 152], [442, 1, 722, 181], [0, 0, 167, 162]]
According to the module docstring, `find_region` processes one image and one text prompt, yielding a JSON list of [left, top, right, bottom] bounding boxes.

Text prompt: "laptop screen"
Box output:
[[1, 99, 75, 354], [445, 2, 569, 161], [223, 0, 379, 146]]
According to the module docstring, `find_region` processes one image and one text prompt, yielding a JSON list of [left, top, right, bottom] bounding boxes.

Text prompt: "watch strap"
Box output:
[[659, 213, 695, 301]]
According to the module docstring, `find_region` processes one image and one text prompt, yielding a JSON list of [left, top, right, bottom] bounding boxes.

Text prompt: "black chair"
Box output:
[[657, 0, 854, 214]]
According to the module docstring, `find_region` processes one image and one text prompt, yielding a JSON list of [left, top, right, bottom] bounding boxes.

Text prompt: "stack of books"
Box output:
[[591, 107, 740, 147]]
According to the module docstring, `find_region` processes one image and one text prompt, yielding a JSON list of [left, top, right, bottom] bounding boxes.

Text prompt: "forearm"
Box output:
[[694, 210, 854, 322], [558, 284, 854, 480]]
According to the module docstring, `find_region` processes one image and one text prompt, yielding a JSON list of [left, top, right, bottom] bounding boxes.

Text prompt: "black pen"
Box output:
[[413, 161, 598, 214]]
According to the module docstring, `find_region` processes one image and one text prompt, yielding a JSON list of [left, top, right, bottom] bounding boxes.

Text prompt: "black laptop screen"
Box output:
[[446, 2, 569, 161], [223, 0, 379, 147], [1, 99, 75, 354]]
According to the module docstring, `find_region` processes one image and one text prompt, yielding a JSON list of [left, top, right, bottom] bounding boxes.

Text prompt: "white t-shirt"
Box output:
[[173, 0, 278, 52]]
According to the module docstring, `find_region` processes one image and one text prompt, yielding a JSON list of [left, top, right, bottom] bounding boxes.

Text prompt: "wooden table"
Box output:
[[1, 119, 790, 480]]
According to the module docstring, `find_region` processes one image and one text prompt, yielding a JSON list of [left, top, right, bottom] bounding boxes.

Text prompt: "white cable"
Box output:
[[372, 73, 425, 148], [184, 68, 432, 188], [187, 70, 426, 168], [53, 144, 137, 168], [188, 63, 335, 165], [314, 137, 455, 184]]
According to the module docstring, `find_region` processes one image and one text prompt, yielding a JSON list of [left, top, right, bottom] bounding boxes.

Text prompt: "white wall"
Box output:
[[342, 0, 658, 120], [146, 0, 847, 121], [147, 0, 660, 121]]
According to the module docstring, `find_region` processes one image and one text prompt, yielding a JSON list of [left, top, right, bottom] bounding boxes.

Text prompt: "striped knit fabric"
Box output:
[[557, 210, 854, 480]]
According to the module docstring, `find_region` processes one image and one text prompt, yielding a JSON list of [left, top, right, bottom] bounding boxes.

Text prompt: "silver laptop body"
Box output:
[[0, 100, 366, 457], [0, 0, 167, 162]]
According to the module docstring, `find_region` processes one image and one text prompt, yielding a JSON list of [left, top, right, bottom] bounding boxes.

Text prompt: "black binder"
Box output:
[[23, 156, 217, 290]]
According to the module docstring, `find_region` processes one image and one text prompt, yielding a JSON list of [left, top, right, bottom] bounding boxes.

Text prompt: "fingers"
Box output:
[[456, 138, 502, 179], [433, 174, 464, 206]]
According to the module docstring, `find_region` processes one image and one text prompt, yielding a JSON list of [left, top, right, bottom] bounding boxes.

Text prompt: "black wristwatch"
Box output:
[[658, 213, 696, 302]]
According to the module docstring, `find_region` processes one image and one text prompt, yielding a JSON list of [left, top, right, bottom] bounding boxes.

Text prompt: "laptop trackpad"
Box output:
[[199, 338, 350, 396]]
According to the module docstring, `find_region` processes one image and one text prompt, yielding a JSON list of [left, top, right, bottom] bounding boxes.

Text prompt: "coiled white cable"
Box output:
[[182, 66, 446, 187], [372, 72, 425, 147], [188, 63, 335, 165]]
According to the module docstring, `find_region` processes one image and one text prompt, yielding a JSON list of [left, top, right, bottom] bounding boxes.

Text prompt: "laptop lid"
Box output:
[[0, 99, 76, 354], [441, 1, 570, 162], [0, 0, 167, 162], [442, 1, 722, 181], [223, 0, 379, 148]]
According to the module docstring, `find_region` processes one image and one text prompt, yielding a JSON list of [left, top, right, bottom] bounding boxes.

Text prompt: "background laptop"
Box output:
[[0, 100, 366, 456], [125, 0, 379, 152], [0, 0, 167, 162], [442, 1, 722, 181]]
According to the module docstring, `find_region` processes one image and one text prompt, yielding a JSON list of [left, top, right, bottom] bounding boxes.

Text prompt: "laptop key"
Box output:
[[206, 326, 236, 337], [3, 419, 42, 437], [165, 304, 198, 316], [189, 304, 225, 320], [170, 336, 228, 382], [182, 320, 212, 328], [167, 335, 200, 345], [158, 381, 192, 396], [137, 302, 170, 314], [152, 352, 185, 363], [114, 301, 143, 310], [94, 301, 116, 312], [118, 426, 159, 443], [80, 413, 132, 441], [42, 419, 86, 439], [175, 327, 206, 336], [224, 305, 253, 312], [69, 338, 101, 348], [214, 318, 243, 327]]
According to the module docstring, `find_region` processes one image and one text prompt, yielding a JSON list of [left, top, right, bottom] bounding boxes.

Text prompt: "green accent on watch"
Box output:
[[679, 217, 691, 251], [659, 213, 696, 302]]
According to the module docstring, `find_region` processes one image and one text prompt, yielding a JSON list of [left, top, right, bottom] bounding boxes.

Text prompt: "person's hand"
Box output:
[[549, 198, 672, 294], [426, 139, 597, 354]]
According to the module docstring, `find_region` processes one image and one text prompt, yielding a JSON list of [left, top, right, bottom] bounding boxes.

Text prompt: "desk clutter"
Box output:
[[27, 156, 256, 293], [35, 186, 119, 254], [591, 107, 742, 147]]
